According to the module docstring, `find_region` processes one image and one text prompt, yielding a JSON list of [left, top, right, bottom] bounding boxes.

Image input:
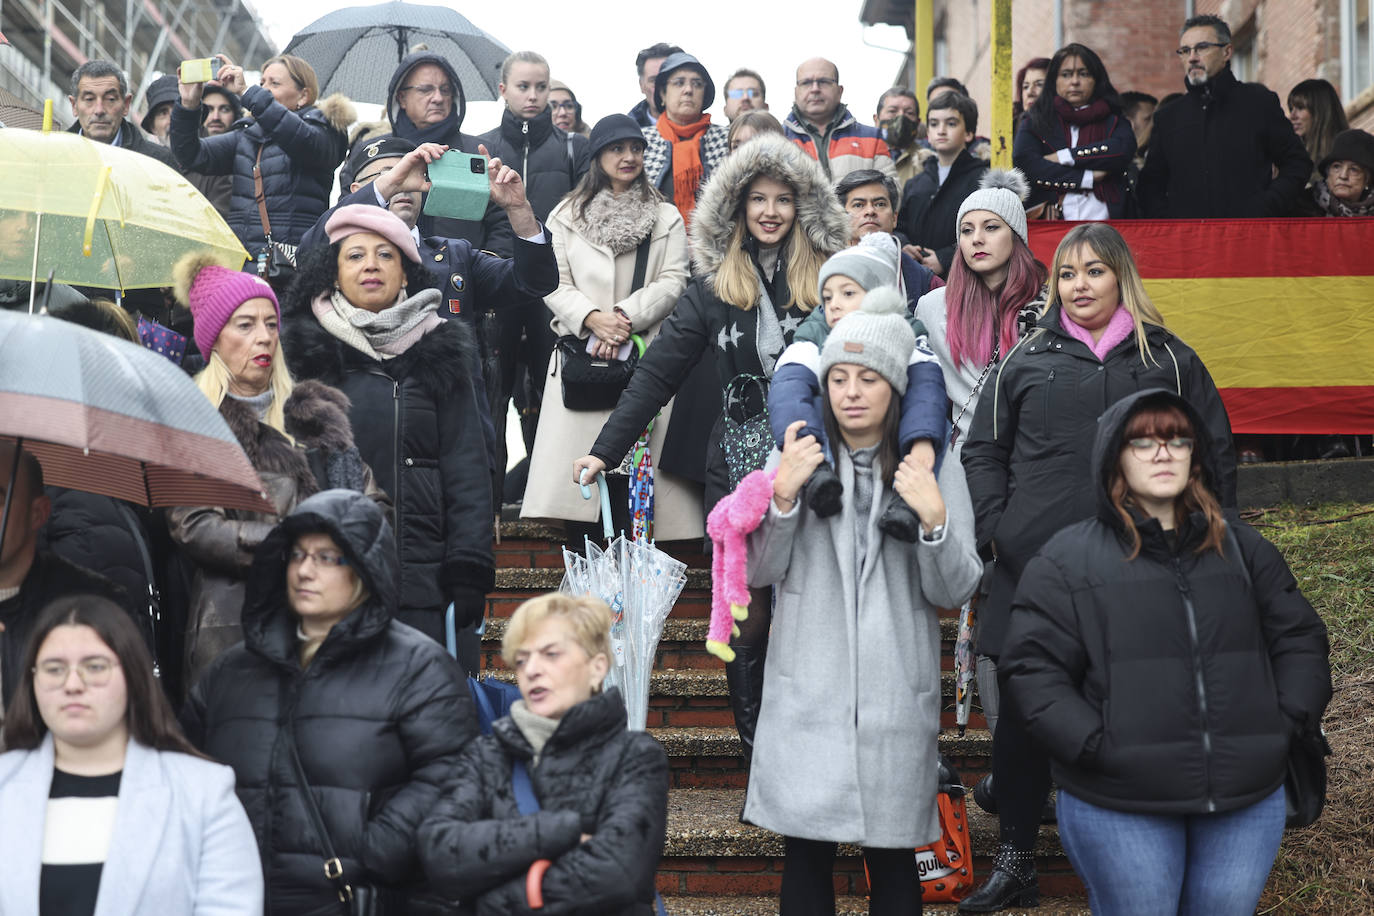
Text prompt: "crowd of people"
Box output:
[[0, 9, 1353, 915]]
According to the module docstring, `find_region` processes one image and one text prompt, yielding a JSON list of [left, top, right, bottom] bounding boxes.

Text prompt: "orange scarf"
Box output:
[[656, 112, 712, 227]]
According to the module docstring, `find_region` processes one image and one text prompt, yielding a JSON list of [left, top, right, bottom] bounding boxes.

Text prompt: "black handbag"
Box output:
[[556, 235, 652, 411], [1284, 726, 1332, 829], [720, 373, 772, 489], [283, 727, 406, 915]]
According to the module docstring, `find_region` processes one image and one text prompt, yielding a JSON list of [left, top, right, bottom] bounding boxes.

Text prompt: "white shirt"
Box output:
[[1057, 123, 1109, 221]]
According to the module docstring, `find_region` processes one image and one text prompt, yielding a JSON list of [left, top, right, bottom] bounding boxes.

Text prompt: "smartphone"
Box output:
[[422, 151, 491, 222], [585, 336, 633, 361], [180, 57, 219, 83]]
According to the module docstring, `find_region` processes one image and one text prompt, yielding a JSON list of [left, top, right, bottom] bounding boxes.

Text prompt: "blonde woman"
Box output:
[[167, 254, 386, 690], [419, 593, 669, 915], [957, 222, 1235, 911]]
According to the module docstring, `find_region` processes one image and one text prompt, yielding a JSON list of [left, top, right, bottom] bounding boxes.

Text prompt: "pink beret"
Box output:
[[324, 204, 421, 264]]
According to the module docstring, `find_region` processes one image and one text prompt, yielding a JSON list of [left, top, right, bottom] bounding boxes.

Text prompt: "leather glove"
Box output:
[[450, 586, 488, 629]]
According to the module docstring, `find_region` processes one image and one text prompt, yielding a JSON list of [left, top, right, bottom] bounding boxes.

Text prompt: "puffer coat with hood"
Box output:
[[169, 87, 354, 261], [182, 489, 476, 916], [588, 134, 850, 513], [1001, 389, 1330, 815], [478, 106, 589, 222], [418, 687, 668, 916], [960, 304, 1236, 659]]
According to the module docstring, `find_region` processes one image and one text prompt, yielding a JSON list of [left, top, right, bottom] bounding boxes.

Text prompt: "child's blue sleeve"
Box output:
[[769, 342, 828, 454], [898, 337, 950, 474]]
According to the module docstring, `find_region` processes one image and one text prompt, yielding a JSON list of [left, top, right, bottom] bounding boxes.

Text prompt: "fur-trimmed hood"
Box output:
[[283, 379, 357, 453], [688, 134, 849, 281], [315, 93, 357, 134]]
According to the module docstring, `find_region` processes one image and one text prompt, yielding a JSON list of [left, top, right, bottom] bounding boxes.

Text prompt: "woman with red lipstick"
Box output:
[[958, 223, 1236, 912], [522, 115, 696, 541], [1001, 389, 1330, 916], [167, 255, 387, 692]]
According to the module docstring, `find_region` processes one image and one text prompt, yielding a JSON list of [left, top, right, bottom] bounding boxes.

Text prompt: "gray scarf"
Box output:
[[850, 443, 880, 575], [509, 700, 562, 767], [313, 287, 443, 360], [578, 188, 659, 254]]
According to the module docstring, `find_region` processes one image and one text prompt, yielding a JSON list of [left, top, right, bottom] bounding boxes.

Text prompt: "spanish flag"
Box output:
[[1028, 219, 1374, 434]]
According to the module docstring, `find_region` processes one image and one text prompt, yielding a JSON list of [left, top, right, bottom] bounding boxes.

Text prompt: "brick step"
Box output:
[[658, 788, 1081, 899], [660, 897, 1089, 915], [652, 726, 993, 790], [495, 524, 710, 569]]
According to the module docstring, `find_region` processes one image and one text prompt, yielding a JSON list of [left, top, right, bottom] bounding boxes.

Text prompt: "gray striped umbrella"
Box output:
[[0, 310, 271, 513]]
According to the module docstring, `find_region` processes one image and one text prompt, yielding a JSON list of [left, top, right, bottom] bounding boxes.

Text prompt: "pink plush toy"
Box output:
[[704, 468, 777, 662]]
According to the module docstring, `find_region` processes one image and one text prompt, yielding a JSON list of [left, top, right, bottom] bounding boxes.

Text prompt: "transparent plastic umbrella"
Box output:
[[953, 600, 977, 736], [561, 472, 686, 730]]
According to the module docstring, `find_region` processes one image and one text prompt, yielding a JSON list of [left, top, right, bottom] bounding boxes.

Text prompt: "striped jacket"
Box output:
[[784, 104, 898, 184]]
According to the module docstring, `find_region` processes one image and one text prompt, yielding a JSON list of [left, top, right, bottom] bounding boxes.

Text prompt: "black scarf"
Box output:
[[394, 107, 459, 147]]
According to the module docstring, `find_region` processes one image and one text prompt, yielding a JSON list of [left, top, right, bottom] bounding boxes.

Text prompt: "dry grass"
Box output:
[[1250, 504, 1374, 915]]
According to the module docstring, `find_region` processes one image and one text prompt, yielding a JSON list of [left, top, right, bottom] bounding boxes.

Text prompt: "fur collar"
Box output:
[[218, 396, 318, 498], [283, 380, 357, 453], [687, 134, 849, 282], [316, 93, 358, 133], [576, 189, 660, 254]]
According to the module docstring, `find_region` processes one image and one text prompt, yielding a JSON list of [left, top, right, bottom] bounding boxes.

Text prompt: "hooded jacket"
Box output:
[[419, 688, 668, 916], [960, 305, 1236, 658], [1001, 389, 1331, 815], [282, 288, 495, 615], [369, 51, 514, 254], [169, 88, 354, 259], [896, 147, 989, 274], [1137, 67, 1313, 218], [478, 106, 589, 222], [182, 489, 476, 915], [588, 134, 849, 510]]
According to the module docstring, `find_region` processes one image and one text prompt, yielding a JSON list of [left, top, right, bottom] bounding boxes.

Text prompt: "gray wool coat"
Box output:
[[743, 450, 982, 848]]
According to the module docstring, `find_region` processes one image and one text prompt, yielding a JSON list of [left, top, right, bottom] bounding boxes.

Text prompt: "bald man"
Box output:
[[783, 56, 897, 184]]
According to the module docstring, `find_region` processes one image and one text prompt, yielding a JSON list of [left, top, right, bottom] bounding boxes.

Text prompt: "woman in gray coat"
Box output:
[[745, 291, 982, 914]]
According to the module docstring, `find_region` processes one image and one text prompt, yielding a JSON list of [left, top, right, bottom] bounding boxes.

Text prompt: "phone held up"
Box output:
[[179, 56, 220, 83], [422, 151, 491, 222]]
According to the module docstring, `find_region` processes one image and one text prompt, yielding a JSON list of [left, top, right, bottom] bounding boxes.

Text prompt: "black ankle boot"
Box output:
[[724, 644, 768, 765], [957, 844, 1038, 913], [878, 499, 922, 542], [804, 463, 843, 517]]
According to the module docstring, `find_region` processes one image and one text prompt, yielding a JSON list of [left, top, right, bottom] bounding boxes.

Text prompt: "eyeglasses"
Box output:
[[550, 100, 577, 111], [666, 76, 705, 91], [34, 658, 120, 690], [1175, 41, 1228, 57], [401, 83, 454, 98], [726, 88, 761, 100], [288, 548, 350, 567], [797, 77, 838, 89], [1126, 436, 1194, 459]]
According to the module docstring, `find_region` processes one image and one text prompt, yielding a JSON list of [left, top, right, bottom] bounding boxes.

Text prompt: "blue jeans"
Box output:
[[1057, 785, 1285, 916]]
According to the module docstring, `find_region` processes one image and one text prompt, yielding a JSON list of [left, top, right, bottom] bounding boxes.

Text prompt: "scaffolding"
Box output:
[[0, 0, 275, 121]]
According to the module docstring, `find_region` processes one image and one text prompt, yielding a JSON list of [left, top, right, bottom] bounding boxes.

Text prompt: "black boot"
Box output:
[[957, 844, 1038, 913], [804, 462, 843, 517], [878, 499, 922, 542], [724, 643, 768, 765], [973, 773, 997, 815]]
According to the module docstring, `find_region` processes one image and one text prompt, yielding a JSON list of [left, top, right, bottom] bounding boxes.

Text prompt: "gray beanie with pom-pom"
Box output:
[[819, 286, 916, 394], [956, 168, 1031, 244]]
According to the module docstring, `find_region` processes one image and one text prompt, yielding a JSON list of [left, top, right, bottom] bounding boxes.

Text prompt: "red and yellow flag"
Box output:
[[1028, 218, 1374, 434]]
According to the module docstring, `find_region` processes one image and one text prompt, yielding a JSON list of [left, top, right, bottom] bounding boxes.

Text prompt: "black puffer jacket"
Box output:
[[283, 302, 495, 615], [419, 687, 668, 916], [182, 489, 476, 915], [169, 88, 353, 260], [41, 489, 157, 614], [961, 305, 1236, 658], [478, 107, 589, 222], [896, 148, 988, 274], [1001, 389, 1331, 815]]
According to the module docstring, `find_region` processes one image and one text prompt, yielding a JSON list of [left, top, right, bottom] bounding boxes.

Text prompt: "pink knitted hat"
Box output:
[[324, 204, 421, 264], [171, 254, 280, 359]]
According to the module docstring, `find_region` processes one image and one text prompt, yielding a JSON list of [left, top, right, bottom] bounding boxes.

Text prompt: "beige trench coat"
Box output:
[[521, 197, 703, 540]]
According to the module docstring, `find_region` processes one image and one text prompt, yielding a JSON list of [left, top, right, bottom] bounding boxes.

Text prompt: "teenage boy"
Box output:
[[896, 91, 988, 277]]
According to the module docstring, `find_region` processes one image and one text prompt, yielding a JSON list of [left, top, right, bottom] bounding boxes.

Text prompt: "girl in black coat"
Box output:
[[958, 223, 1236, 913], [182, 489, 476, 916], [1002, 389, 1330, 915], [1013, 44, 1136, 220], [419, 593, 668, 916]]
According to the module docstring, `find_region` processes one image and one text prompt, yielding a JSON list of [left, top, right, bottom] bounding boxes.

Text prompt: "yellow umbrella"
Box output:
[[0, 101, 247, 306]]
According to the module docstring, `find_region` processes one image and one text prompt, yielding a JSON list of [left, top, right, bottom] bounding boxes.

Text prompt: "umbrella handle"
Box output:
[[578, 469, 615, 541]]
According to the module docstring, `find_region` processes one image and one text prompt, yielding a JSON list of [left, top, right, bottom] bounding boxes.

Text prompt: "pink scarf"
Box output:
[[1060, 305, 1135, 361]]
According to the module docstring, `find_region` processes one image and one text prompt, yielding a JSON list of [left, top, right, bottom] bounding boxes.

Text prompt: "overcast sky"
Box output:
[[255, 0, 914, 134]]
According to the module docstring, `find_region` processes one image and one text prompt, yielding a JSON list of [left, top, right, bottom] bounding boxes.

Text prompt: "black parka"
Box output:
[[478, 107, 589, 223], [419, 687, 668, 916], [182, 489, 476, 915], [283, 300, 495, 615], [1000, 389, 1331, 815], [896, 148, 988, 274], [961, 306, 1236, 658]]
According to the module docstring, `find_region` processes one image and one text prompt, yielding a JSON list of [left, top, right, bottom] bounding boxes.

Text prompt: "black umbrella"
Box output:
[[282, 1, 509, 105]]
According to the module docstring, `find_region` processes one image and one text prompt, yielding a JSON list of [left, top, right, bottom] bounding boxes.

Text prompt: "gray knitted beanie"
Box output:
[[819, 286, 915, 394], [817, 231, 902, 301], [955, 169, 1031, 244]]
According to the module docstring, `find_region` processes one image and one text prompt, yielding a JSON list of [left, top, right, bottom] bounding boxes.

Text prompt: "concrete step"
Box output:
[[659, 897, 1089, 915], [659, 788, 1081, 899]]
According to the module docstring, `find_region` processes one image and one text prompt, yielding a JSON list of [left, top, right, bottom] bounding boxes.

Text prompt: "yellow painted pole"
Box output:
[[914, 0, 934, 101], [990, 0, 1013, 168]]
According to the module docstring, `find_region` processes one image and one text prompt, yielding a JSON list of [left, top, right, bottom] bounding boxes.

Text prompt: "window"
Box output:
[[1231, 21, 1258, 83], [1348, 0, 1372, 100]]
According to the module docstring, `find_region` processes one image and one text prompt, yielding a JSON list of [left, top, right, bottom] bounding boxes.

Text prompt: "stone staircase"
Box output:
[[487, 521, 1087, 914]]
